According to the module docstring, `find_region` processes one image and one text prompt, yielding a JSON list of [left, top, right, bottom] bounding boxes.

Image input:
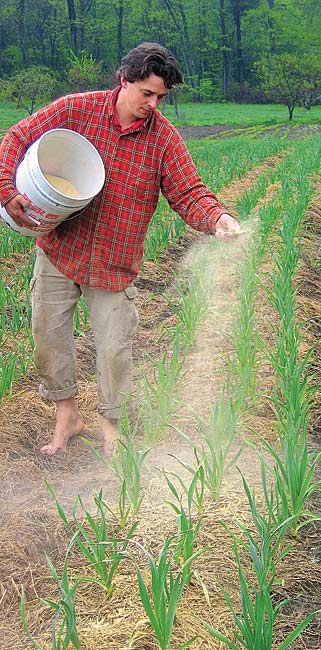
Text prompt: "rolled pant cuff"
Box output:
[[98, 402, 134, 421], [39, 383, 78, 402]]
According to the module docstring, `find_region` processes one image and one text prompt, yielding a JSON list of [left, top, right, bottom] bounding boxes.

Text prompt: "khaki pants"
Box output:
[[30, 247, 139, 420]]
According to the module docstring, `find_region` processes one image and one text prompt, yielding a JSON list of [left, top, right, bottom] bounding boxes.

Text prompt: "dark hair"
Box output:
[[117, 42, 183, 89]]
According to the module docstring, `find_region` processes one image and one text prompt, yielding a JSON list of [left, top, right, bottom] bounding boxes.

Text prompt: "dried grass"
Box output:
[[1, 167, 321, 649]]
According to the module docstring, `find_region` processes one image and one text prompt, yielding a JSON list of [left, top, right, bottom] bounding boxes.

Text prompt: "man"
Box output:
[[0, 42, 239, 457]]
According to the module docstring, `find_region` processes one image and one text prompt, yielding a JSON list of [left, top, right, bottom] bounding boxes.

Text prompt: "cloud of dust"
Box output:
[[148, 218, 263, 493], [0, 220, 260, 523]]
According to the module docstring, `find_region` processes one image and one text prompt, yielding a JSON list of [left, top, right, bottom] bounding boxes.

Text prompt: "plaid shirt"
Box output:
[[0, 87, 226, 290]]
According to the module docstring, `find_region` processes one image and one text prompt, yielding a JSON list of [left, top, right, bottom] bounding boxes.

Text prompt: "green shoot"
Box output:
[[46, 483, 137, 598], [21, 534, 82, 650], [136, 537, 194, 650], [163, 472, 206, 582]]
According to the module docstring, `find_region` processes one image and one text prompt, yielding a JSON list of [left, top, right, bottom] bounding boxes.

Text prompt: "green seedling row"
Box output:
[[18, 134, 321, 649]]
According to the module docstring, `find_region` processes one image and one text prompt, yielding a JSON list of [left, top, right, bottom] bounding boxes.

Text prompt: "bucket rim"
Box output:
[[25, 157, 88, 208], [35, 128, 106, 201]]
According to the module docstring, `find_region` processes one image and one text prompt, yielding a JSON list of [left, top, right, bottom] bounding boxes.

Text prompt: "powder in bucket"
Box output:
[[44, 173, 81, 198]]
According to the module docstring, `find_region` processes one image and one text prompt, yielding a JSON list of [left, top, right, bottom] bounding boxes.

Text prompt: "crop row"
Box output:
[[19, 134, 321, 648]]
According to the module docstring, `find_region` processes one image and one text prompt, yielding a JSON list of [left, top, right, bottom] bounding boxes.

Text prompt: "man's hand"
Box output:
[[214, 213, 240, 240], [4, 194, 33, 227]]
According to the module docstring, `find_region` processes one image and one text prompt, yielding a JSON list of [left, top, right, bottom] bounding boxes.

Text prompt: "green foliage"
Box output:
[[204, 538, 319, 650], [174, 396, 242, 502], [136, 537, 194, 650], [301, 53, 321, 109], [256, 53, 321, 121], [164, 471, 206, 582], [0, 0, 320, 102], [260, 137, 321, 535], [66, 50, 105, 93], [110, 421, 152, 517], [47, 483, 137, 598], [203, 466, 320, 649], [21, 536, 82, 650], [0, 45, 23, 76], [4, 66, 58, 115]]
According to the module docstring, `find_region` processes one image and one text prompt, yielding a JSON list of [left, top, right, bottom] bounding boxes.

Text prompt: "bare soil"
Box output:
[[177, 122, 321, 141]]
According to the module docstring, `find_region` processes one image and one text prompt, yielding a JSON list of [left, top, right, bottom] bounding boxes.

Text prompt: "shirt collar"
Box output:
[[108, 86, 153, 133]]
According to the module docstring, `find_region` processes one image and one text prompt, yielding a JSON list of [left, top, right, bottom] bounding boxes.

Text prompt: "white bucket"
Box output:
[[0, 128, 105, 237]]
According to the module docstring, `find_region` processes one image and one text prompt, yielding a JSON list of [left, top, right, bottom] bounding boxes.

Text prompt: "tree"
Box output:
[[300, 54, 321, 110], [5, 66, 58, 114], [0, 0, 320, 104], [161, 0, 199, 97], [113, 0, 124, 63], [218, 0, 231, 100], [17, 0, 29, 65], [66, 50, 104, 92], [257, 53, 321, 121], [66, 0, 78, 53], [273, 55, 302, 120]]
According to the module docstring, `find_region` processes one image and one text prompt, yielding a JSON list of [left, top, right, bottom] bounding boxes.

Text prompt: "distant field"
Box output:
[[164, 101, 321, 127], [0, 102, 30, 133], [1, 100, 321, 136]]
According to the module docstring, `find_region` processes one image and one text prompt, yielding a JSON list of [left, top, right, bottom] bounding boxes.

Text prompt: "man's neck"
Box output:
[[115, 88, 136, 130]]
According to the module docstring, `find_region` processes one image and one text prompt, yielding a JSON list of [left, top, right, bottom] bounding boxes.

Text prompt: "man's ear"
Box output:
[[120, 74, 128, 88]]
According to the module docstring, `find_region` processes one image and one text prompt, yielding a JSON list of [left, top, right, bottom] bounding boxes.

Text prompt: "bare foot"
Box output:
[[100, 416, 118, 456], [41, 398, 85, 456]]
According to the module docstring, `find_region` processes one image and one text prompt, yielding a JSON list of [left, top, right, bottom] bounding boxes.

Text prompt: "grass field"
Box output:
[[164, 101, 321, 126], [1, 99, 321, 135]]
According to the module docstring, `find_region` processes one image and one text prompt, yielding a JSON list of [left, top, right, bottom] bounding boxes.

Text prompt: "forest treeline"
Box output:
[[0, 0, 321, 110]]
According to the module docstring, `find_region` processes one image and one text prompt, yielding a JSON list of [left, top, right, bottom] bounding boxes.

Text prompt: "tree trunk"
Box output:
[[115, 0, 124, 63], [219, 0, 230, 100], [288, 104, 294, 120], [17, 0, 29, 65], [162, 0, 198, 97], [233, 0, 244, 98], [198, 0, 206, 81], [79, 0, 85, 51], [49, 4, 58, 67], [66, 0, 78, 53], [178, 0, 198, 96], [79, 0, 96, 55], [266, 0, 275, 74]]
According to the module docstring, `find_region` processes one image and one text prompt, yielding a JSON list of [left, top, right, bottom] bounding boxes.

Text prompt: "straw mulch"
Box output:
[[1, 162, 321, 649]]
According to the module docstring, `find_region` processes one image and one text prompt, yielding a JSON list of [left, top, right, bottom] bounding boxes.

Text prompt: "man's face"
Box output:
[[120, 73, 169, 120]]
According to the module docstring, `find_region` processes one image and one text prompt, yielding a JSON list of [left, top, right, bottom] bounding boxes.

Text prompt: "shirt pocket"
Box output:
[[133, 166, 160, 201]]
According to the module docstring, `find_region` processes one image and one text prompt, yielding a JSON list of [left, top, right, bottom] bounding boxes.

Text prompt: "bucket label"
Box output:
[[21, 219, 60, 233], [23, 194, 65, 226]]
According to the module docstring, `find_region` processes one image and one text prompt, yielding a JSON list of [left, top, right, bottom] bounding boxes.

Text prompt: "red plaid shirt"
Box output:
[[0, 87, 226, 290]]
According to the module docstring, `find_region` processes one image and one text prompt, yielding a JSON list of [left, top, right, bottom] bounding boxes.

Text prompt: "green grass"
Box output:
[[162, 102, 321, 127], [0, 102, 29, 135], [1, 100, 321, 136]]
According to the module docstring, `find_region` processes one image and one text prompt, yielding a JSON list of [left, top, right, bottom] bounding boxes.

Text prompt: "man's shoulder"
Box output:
[[152, 110, 182, 142], [63, 89, 112, 106]]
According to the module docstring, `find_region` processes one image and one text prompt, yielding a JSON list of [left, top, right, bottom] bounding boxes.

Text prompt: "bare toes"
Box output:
[[40, 443, 66, 456]]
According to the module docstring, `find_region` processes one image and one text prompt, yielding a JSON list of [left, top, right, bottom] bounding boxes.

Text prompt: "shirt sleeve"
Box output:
[[160, 130, 227, 234], [0, 96, 71, 207]]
